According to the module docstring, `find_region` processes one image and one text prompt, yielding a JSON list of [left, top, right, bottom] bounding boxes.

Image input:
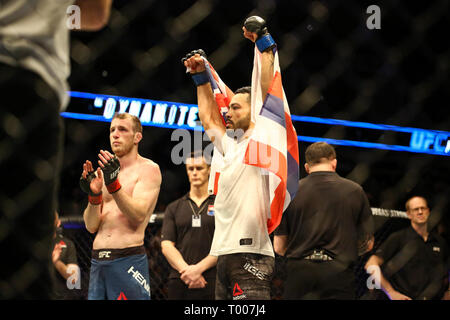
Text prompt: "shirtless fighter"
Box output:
[[80, 113, 161, 300]]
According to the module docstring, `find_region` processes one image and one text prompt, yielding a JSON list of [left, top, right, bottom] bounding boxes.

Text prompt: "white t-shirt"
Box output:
[[0, 0, 74, 109], [209, 132, 274, 258]]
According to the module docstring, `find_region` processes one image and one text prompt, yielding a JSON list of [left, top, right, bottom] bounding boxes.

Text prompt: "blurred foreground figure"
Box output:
[[0, 0, 112, 299]]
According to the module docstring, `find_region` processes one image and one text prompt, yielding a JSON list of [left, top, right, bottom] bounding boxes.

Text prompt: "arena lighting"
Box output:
[[62, 91, 450, 156]]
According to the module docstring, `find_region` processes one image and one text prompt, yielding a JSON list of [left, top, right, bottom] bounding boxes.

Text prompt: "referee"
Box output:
[[274, 142, 374, 299]]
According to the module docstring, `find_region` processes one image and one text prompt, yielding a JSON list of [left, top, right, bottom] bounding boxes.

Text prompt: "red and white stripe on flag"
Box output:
[[244, 47, 299, 234]]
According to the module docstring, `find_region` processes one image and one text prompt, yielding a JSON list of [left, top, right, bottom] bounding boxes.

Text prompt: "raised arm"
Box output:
[[260, 50, 275, 101], [75, 0, 113, 31], [242, 16, 275, 101], [183, 51, 226, 151]]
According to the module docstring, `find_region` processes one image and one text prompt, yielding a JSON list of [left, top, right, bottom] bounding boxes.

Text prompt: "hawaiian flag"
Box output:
[[203, 60, 234, 122], [197, 59, 235, 196], [198, 47, 299, 234], [244, 46, 299, 234]]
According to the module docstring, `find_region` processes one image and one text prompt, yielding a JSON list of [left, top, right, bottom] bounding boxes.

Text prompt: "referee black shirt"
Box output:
[[275, 171, 374, 266], [161, 193, 216, 280], [375, 225, 449, 300]]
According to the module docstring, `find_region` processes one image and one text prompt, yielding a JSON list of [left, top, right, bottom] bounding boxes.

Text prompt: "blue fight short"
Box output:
[[88, 245, 151, 300]]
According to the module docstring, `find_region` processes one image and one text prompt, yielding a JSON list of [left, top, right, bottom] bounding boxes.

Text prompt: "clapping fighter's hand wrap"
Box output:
[[80, 170, 102, 205], [181, 49, 209, 86], [102, 156, 122, 194], [244, 16, 277, 52]]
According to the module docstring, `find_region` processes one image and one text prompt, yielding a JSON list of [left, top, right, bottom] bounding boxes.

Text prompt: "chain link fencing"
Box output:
[[57, 208, 432, 300], [1, 0, 449, 299], [60, 215, 170, 300]]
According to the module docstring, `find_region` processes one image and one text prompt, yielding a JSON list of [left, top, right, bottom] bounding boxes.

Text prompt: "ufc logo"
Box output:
[[99, 251, 111, 258], [110, 170, 119, 180]]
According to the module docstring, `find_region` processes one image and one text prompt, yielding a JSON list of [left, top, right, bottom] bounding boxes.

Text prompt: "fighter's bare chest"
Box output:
[[103, 170, 139, 201]]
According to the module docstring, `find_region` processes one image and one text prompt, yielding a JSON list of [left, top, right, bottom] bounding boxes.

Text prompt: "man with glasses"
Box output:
[[365, 196, 450, 300]]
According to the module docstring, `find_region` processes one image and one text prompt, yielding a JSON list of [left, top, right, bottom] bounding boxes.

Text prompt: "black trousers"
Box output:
[[167, 277, 216, 300], [215, 253, 274, 300], [0, 63, 63, 299], [283, 259, 357, 300]]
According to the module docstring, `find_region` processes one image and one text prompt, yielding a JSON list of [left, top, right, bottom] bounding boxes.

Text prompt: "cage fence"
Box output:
[[1, 0, 449, 300], [57, 207, 438, 300]]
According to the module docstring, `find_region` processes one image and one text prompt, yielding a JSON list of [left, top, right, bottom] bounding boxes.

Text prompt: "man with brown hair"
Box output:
[[80, 113, 161, 300], [182, 17, 279, 300], [161, 151, 217, 300], [274, 142, 374, 299]]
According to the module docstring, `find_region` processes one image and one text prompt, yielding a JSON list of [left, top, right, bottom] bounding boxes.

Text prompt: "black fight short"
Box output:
[[215, 253, 274, 300]]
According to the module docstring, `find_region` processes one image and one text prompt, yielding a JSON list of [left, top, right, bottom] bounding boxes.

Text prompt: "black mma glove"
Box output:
[[182, 49, 209, 86], [80, 170, 102, 205], [244, 16, 276, 52], [101, 156, 122, 194], [181, 49, 207, 64]]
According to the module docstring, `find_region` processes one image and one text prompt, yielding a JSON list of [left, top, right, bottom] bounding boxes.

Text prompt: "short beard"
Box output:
[[226, 115, 251, 139], [111, 143, 133, 157]]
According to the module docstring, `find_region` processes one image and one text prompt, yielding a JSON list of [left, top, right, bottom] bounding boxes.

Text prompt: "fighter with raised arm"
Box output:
[[80, 113, 161, 300], [182, 16, 279, 300]]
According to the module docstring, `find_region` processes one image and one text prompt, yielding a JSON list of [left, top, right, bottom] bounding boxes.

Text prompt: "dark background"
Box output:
[[42, 0, 450, 300], [60, 0, 449, 234]]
